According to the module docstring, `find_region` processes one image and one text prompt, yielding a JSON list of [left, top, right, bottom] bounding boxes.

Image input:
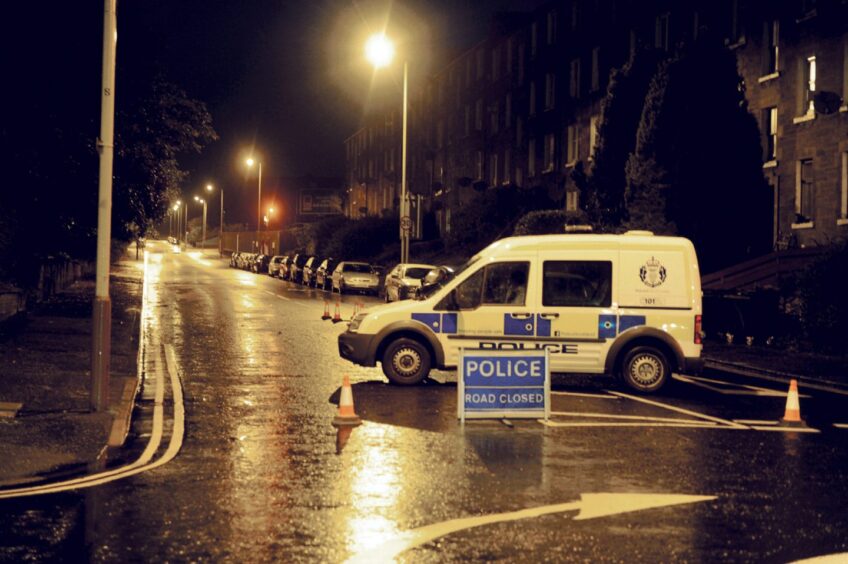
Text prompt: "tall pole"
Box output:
[[219, 189, 224, 256], [202, 201, 207, 250], [400, 60, 409, 264], [91, 0, 117, 412], [257, 162, 263, 233], [184, 204, 188, 246]]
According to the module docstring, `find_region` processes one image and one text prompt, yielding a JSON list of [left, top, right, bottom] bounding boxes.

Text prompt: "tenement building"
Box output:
[[344, 0, 848, 249]]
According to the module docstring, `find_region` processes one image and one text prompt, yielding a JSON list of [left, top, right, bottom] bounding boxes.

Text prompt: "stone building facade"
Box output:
[[344, 0, 848, 249]]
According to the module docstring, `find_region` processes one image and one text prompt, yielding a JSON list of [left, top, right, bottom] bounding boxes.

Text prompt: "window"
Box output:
[[531, 22, 538, 57], [516, 117, 524, 147], [464, 104, 471, 136], [466, 57, 472, 85], [543, 261, 612, 307], [504, 149, 511, 184], [655, 13, 670, 51], [566, 190, 579, 211], [762, 107, 777, 162], [567, 124, 579, 164], [490, 153, 499, 186], [507, 38, 514, 74], [795, 158, 814, 223], [591, 47, 600, 91], [529, 81, 537, 115], [545, 73, 556, 110], [841, 152, 848, 221], [589, 115, 599, 159], [505, 93, 512, 128], [518, 44, 526, 83], [728, 0, 744, 45], [570, 1, 579, 31], [475, 99, 483, 130], [544, 133, 555, 172], [629, 29, 638, 59], [570, 58, 581, 98], [763, 20, 779, 75], [515, 167, 524, 188], [475, 151, 484, 180], [437, 120, 444, 149], [490, 102, 499, 134], [446, 262, 530, 309], [476, 49, 485, 79], [546, 11, 557, 45], [528, 138, 536, 177], [492, 47, 500, 81], [799, 55, 817, 115]]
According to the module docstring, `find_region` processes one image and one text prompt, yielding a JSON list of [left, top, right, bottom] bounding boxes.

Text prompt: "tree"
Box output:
[[624, 40, 771, 271], [583, 50, 663, 231], [113, 78, 218, 242]]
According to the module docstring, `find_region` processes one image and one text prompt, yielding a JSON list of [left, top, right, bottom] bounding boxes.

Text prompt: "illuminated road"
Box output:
[[1, 241, 847, 562]]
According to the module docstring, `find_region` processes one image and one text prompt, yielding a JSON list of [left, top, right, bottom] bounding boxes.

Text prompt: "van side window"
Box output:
[[453, 269, 483, 309], [543, 261, 611, 307], [483, 262, 530, 305]]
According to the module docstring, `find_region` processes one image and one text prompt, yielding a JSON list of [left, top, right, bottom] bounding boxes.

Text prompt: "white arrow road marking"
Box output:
[[346, 493, 715, 563]]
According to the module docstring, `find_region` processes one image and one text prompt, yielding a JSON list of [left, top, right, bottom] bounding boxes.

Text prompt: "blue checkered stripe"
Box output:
[[598, 314, 646, 339], [412, 313, 458, 334], [503, 314, 552, 337]]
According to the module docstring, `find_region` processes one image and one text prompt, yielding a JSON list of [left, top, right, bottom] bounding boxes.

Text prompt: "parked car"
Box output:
[[253, 254, 271, 274], [302, 256, 323, 287], [289, 253, 310, 284], [230, 251, 240, 267], [279, 255, 294, 280], [384, 263, 436, 302], [237, 252, 254, 270], [332, 261, 380, 295], [315, 258, 337, 291], [268, 255, 286, 277]]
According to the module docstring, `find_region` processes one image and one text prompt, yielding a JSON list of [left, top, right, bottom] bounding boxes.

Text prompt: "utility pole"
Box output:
[[91, 0, 117, 412]]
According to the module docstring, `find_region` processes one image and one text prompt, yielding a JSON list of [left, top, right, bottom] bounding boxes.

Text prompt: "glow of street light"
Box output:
[[268, 207, 274, 215], [206, 184, 213, 192], [246, 157, 255, 167], [365, 33, 394, 68]]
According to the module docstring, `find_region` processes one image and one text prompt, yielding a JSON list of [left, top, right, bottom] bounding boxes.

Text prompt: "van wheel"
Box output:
[[620, 346, 670, 393], [382, 338, 431, 385]]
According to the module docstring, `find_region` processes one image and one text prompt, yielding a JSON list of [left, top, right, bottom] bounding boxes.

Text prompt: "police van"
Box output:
[[338, 231, 703, 393]]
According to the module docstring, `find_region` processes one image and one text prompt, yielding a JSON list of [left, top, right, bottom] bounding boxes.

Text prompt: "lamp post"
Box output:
[[246, 158, 262, 232], [174, 200, 182, 246], [366, 33, 410, 264], [194, 196, 207, 250], [207, 183, 224, 256]]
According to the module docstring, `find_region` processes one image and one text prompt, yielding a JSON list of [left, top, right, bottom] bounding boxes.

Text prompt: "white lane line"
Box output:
[[540, 421, 741, 429], [275, 294, 290, 301], [832, 423, 848, 429], [750, 425, 820, 433], [551, 391, 619, 399], [549, 411, 717, 425], [734, 419, 779, 425], [674, 374, 810, 397], [608, 391, 748, 429]]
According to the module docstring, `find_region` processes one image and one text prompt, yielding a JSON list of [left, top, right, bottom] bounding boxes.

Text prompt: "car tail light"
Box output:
[[694, 315, 702, 344]]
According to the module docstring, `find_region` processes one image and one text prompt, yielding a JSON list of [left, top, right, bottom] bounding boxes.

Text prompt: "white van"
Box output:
[[338, 232, 703, 393]]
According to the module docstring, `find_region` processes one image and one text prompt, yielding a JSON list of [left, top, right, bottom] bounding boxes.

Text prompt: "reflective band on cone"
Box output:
[[332, 302, 342, 324], [333, 375, 361, 427], [321, 301, 331, 320], [782, 379, 806, 426]]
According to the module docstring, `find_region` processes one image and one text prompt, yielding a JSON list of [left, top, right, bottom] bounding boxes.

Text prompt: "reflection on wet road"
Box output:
[[1, 242, 848, 562]]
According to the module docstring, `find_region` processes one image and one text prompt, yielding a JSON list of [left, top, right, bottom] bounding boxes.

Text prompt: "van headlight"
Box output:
[[349, 312, 367, 332]]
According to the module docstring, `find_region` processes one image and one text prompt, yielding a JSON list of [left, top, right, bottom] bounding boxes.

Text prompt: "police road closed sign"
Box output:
[[458, 349, 550, 421]]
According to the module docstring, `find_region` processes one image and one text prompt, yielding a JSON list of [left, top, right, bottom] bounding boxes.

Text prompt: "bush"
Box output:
[[795, 243, 848, 356], [513, 210, 568, 236], [323, 216, 399, 262]]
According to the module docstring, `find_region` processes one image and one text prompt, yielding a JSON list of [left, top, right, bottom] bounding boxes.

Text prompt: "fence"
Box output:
[[221, 231, 281, 256]]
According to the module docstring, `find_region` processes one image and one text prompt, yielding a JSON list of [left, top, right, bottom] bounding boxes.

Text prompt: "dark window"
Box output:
[[543, 261, 612, 307], [444, 262, 530, 310]]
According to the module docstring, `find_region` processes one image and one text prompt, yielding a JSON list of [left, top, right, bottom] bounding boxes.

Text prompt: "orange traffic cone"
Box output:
[[332, 301, 342, 324], [321, 300, 331, 320], [781, 379, 806, 426], [333, 375, 361, 427]]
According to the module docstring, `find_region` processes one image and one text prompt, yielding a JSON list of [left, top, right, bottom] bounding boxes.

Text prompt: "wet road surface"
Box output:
[[2, 241, 847, 562]]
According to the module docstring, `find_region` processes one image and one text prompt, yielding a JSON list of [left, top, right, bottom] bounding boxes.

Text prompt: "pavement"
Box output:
[[0, 246, 846, 488], [0, 249, 142, 487]]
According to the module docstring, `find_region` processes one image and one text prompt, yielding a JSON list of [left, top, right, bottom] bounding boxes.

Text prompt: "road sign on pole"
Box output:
[[458, 349, 550, 422]]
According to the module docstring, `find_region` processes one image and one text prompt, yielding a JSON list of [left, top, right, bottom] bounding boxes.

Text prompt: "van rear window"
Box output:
[[543, 261, 612, 307]]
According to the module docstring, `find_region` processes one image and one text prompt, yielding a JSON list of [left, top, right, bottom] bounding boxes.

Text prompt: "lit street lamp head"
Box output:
[[206, 184, 213, 192], [365, 33, 394, 68], [246, 157, 256, 168]]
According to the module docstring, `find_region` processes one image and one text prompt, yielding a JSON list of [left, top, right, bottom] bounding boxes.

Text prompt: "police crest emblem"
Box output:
[[640, 256, 667, 288]]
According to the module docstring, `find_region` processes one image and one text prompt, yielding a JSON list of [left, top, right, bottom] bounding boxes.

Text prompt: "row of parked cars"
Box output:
[[228, 250, 437, 301]]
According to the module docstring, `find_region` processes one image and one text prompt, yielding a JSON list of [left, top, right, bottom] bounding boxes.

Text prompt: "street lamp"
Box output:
[[206, 183, 224, 256], [366, 33, 410, 264], [194, 195, 208, 250], [245, 157, 262, 233]]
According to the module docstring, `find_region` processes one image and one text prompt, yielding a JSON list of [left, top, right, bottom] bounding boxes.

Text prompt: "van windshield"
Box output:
[[416, 256, 480, 299]]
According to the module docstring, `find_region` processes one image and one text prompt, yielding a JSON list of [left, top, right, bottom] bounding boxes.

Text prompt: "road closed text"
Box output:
[[464, 358, 544, 379], [465, 392, 545, 405]]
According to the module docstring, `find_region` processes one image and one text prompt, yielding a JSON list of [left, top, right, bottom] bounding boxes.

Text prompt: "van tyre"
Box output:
[[620, 346, 670, 393], [382, 338, 431, 385]]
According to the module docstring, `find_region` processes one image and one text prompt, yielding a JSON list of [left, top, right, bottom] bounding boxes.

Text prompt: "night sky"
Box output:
[[4, 0, 544, 225]]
